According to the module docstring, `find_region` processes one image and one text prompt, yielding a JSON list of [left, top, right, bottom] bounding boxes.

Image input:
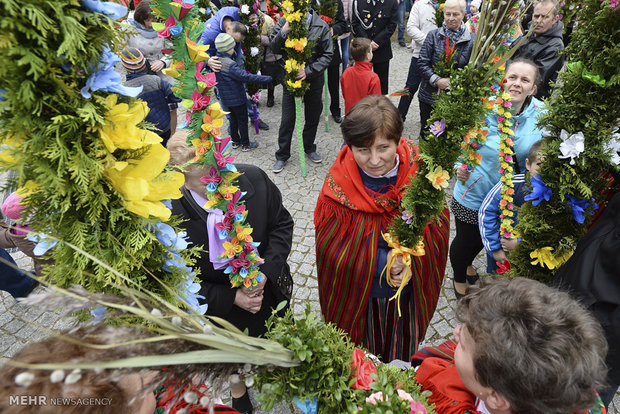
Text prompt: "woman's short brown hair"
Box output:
[[133, 0, 153, 25], [341, 95, 403, 148]]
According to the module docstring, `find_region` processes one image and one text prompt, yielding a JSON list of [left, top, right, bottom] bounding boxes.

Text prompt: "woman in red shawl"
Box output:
[[314, 95, 450, 362]]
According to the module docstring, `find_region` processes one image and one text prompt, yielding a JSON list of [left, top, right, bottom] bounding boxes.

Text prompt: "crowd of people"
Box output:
[[1, 0, 618, 413]]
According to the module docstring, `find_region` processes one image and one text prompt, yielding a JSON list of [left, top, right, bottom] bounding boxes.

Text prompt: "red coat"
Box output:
[[340, 61, 382, 114]]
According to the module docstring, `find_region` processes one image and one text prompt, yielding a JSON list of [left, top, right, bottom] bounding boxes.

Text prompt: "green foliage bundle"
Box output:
[[509, 0, 620, 283], [256, 304, 436, 413], [238, 0, 263, 98], [0, 0, 197, 303]]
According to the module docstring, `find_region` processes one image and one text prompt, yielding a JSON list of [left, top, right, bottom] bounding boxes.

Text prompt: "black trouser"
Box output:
[[373, 60, 390, 95], [449, 215, 483, 284], [158, 128, 171, 148], [418, 99, 433, 139], [327, 63, 341, 117], [397, 56, 422, 121], [275, 75, 324, 161], [262, 60, 284, 101], [229, 103, 250, 146]]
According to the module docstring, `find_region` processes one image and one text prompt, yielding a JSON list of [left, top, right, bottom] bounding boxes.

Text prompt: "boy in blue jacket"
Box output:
[[121, 48, 181, 146], [478, 140, 543, 273], [214, 33, 272, 151]]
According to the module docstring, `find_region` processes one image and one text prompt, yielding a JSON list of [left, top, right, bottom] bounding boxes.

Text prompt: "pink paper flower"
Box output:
[[410, 401, 428, 414]]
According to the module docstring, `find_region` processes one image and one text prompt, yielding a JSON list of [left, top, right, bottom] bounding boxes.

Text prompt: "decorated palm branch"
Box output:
[[382, 0, 529, 301], [317, 0, 338, 132], [150, 0, 267, 290], [281, 0, 313, 176], [508, 0, 620, 283], [0, 0, 204, 309]]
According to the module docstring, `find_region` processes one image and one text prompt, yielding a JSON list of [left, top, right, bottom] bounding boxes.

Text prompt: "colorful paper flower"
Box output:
[[558, 129, 585, 165], [186, 37, 210, 62], [104, 144, 184, 220], [241, 4, 250, 13], [425, 166, 450, 190], [81, 46, 143, 99], [200, 166, 222, 192], [530, 246, 558, 269], [152, 16, 181, 40], [170, 0, 193, 20], [98, 94, 162, 152], [566, 195, 598, 224], [429, 118, 446, 136], [190, 89, 211, 111], [524, 174, 553, 206]]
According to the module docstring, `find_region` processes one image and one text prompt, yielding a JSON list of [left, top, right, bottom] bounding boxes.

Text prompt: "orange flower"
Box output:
[[243, 278, 252, 288], [499, 199, 508, 207]]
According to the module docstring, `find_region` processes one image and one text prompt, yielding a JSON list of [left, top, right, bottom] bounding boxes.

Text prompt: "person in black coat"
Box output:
[[167, 131, 294, 338], [351, 0, 398, 94], [311, 0, 349, 122], [554, 191, 620, 411]]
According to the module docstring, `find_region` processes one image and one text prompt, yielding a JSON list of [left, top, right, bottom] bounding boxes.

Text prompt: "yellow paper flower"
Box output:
[[285, 37, 307, 52], [281, 0, 294, 11], [15, 180, 39, 197], [99, 95, 162, 153], [162, 60, 185, 78], [223, 240, 243, 258], [104, 143, 184, 221], [286, 79, 303, 89], [284, 10, 302, 22], [530, 246, 561, 269], [235, 225, 253, 242], [186, 37, 210, 62], [425, 166, 450, 190], [284, 59, 304, 73], [0, 133, 26, 166]]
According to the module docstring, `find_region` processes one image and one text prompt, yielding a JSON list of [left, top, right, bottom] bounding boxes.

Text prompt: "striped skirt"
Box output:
[[362, 290, 417, 363]]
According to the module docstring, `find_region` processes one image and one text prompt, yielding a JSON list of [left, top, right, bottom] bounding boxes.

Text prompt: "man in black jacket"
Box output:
[[270, 9, 334, 173], [512, 0, 564, 99], [351, 0, 398, 94]]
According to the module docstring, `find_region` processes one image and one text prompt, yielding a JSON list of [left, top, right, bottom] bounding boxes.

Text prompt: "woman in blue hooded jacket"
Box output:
[[450, 58, 545, 298]]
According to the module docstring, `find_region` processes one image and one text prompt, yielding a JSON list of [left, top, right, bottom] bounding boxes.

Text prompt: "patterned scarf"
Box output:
[[442, 21, 466, 43]]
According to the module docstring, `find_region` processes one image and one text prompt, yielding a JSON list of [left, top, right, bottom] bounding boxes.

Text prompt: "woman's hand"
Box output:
[[436, 77, 450, 90], [207, 56, 222, 72], [150, 60, 165, 72], [235, 274, 267, 313], [455, 165, 471, 182], [388, 252, 406, 286]]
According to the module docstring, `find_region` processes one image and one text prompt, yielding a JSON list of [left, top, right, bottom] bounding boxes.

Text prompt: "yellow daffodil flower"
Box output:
[[530, 246, 569, 270], [425, 166, 450, 190], [281, 0, 294, 11], [285, 37, 307, 52], [284, 10, 302, 22], [186, 37, 210, 63], [286, 79, 303, 89], [15, 180, 39, 197], [284, 59, 304, 73], [99, 95, 162, 153], [0, 133, 26, 166], [104, 143, 184, 221]]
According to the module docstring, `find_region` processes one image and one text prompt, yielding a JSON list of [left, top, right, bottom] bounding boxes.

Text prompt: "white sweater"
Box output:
[[407, 0, 438, 58]]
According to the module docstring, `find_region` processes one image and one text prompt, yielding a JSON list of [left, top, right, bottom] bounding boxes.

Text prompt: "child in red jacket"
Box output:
[[340, 37, 381, 115]]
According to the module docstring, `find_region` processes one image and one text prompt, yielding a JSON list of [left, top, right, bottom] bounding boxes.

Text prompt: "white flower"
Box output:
[[558, 129, 585, 165], [244, 375, 255, 387], [603, 127, 620, 165], [151, 308, 163, 317], [171, 316, 182, 326], [14, 372, 34, 387], [243, 363, 252, 373], [199, 396, 211, 407], [250, 47, 259, 57], [229, 374, 240, 384], [183, 392, 198, 404], [50, 370, 65, 384], [202, 323, 213, 334], [241, 4, 250, 14]]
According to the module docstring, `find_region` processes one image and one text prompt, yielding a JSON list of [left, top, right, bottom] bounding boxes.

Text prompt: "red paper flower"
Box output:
[[350, 348, 377, 390], [496, 259, 511, 274]]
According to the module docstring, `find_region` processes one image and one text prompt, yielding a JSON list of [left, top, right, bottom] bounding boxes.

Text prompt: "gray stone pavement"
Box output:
[[1, 41, 617, 412]]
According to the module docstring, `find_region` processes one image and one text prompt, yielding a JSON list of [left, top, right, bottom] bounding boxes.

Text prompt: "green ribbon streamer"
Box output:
[[566, 61, 607, 87], [295, 96, 307, 177], [324, 70, 329, 132]]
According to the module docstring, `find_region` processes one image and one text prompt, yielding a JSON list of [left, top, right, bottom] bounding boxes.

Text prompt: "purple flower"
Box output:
[[566, 195, 598, 224], [430, 118, 446, 137], [401, 210, 414, 224], [524, 174, 553, 206]]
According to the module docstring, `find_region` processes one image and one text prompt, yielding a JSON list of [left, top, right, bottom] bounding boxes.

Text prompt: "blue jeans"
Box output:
[[397, 56, 422, 121], [0, 248, 36, 298], [397, 0, 406, 43], [340, 37, 350, 75]]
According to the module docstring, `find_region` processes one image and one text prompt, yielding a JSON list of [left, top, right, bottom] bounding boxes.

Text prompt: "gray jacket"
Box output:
[[511, 21, 565, 99], [270, 11, 333, 81]]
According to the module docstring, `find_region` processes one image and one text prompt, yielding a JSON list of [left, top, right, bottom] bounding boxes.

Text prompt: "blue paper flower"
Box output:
[[81, 46, 143, 99], [90, 306, 108, 324], [175, 272, 208, 315], [566, 195, 598, 224], [82, 0, 128, 20], [294, 397, 318, 414], [27, 233, 58, 256], [524, 175, 553, 206], [153, 222, 189, 251]]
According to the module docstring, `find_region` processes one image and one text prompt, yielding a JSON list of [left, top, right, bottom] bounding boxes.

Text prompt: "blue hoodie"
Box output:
[[453, 97, 544, 211]]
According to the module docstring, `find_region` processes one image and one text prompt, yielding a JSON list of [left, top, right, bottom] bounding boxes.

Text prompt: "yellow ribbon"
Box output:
[[380, 233, 426, 317]]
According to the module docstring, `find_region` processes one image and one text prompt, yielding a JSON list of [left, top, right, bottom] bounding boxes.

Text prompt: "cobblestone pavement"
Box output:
[[1, 41, 617, 413]]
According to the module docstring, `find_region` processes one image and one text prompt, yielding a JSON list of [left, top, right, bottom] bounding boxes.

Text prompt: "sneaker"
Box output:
[[241, 141, 259, 152], [332, 114, 343, 123], [232, 142, 241, 149], [257, 119, 270, 130], [267, 97, 275, 107], [307, 151, 322, 163], [272, 159, 286, 173], [399, 41, 407, 47]]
